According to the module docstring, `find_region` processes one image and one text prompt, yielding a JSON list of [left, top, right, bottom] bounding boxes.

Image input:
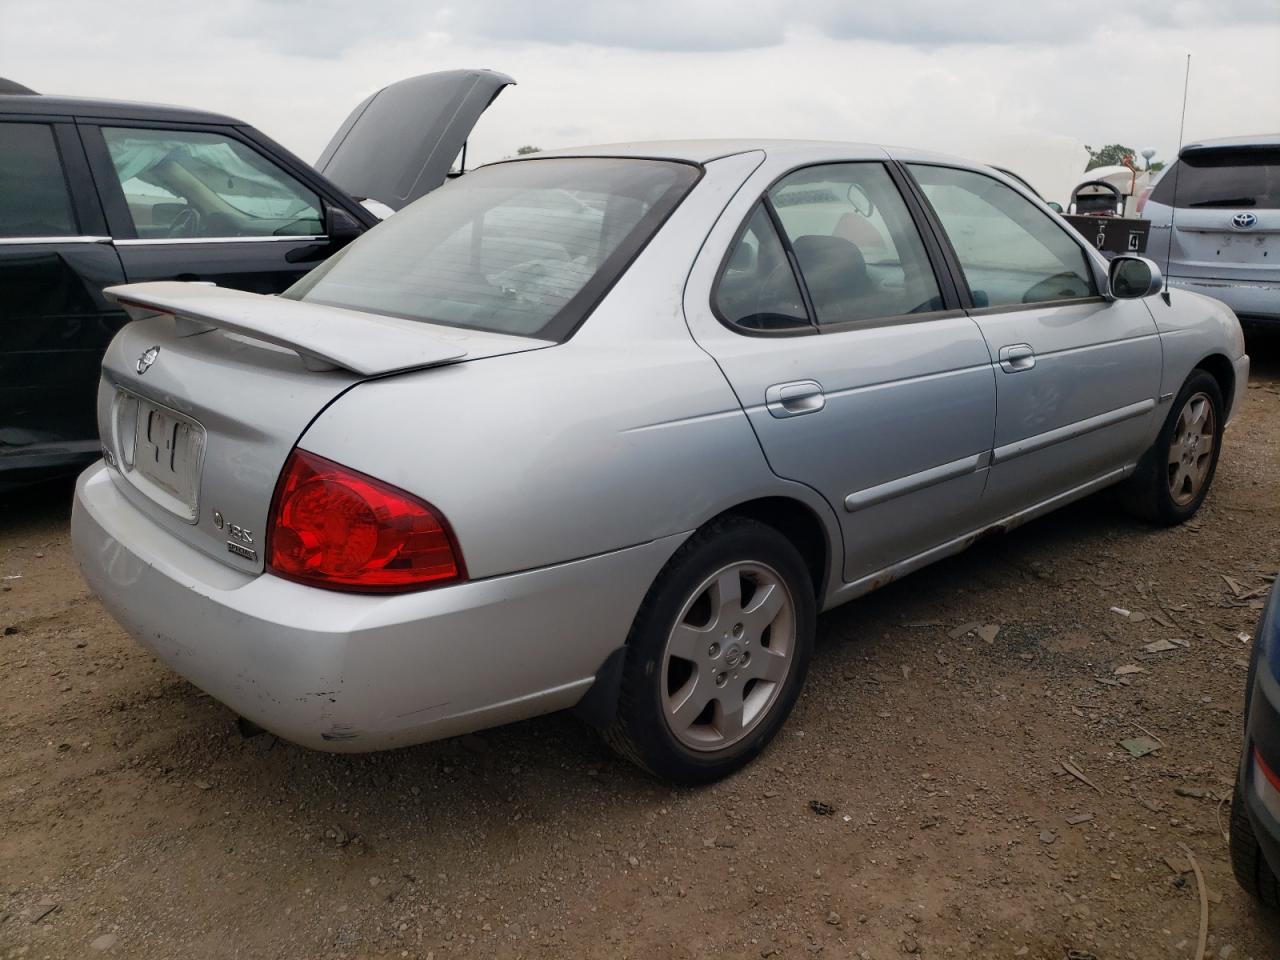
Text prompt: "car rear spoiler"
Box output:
[[104, 282, 466, 376], [1179, 141, 1279, 160]]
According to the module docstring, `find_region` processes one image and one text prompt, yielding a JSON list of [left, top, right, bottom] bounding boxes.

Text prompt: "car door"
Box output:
[[685, 155, 997, 587], [0, 115, 127, 477], [79, 121, 343, 294], [902, 161, 1163, 520]]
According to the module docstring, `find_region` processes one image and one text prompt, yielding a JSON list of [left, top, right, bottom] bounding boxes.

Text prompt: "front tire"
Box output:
[[604, 516, 815, 784], [1120, 369, 1224, 525]]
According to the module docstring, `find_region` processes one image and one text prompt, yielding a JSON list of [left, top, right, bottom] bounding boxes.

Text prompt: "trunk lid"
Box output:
[[315, 69, 515, 213], [97, 282, 546, 575], [1163, 207, 1279, 282]]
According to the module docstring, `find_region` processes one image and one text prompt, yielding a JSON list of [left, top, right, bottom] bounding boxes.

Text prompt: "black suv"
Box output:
[[0, 70, 512, 489]]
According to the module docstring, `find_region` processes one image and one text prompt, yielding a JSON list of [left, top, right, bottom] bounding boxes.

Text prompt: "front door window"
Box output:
[[908, 164, 1095, 307], [102, 127, 323, 239]]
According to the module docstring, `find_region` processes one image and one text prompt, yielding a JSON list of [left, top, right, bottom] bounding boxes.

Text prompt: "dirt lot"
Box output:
[[3, 332, 1279, 960]]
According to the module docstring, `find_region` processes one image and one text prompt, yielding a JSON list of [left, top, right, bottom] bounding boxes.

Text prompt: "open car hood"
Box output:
[[0, 77, 37, 94], [315, 69, 515, 212]]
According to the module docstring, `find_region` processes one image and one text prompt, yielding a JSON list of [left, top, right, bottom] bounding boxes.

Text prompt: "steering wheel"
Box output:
[[165, 207, 202, 238]]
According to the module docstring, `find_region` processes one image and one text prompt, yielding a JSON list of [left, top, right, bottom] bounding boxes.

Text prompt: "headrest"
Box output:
[[791, 234, 868, 291]]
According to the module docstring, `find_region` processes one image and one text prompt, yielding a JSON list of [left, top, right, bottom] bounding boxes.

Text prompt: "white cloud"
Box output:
[[2, 0, 1277, 205], [447, 0, 1279, 48]]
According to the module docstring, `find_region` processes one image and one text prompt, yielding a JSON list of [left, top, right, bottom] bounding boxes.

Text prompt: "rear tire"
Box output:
[[1230, 778, 1280, 909], [1120, 369, 1224, 525], [604, 516, 815, 785]]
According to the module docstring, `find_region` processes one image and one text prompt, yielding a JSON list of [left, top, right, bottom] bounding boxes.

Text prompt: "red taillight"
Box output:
[[266, 449, 464, 593], [1135, 186, 1153, 215], [1257, 747, 1280, 792]]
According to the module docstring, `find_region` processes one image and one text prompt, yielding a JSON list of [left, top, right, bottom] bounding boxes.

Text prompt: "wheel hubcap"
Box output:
[[661, 561, 796, 752], [1167, 391, 1216, 506]]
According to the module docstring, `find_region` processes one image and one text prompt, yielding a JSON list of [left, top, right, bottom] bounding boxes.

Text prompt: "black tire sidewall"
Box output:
[[620, 519, 815, 784], [1150, 370, 1225, 523]]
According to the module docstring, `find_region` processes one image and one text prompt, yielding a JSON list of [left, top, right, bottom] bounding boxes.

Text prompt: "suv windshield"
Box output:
[[286, 157, 699, 339], [1150, 147, 1280, 209]]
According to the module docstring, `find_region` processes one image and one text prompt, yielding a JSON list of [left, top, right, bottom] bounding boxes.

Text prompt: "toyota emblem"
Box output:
[[1232, 212, 1258, 229], [136, 345, 160, 374]]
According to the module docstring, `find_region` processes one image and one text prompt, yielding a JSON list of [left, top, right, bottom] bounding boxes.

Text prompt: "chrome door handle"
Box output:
[[765, 380, 826, 418], [998, 344, 1036, 373]]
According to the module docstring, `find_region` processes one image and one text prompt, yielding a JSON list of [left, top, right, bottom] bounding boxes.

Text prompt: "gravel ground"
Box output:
[[2, 331, 1279, 960]]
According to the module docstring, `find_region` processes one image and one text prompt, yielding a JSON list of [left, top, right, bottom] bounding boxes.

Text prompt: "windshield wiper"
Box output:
[[1187, 197, 1257, 208]]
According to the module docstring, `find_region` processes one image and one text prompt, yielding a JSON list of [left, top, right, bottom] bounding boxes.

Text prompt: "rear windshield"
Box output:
[[285, 157, 699, 339], [1150, 148, 1280, 209]]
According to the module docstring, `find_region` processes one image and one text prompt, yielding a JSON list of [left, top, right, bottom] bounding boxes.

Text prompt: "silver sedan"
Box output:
[[73, 140, 1249, 783]]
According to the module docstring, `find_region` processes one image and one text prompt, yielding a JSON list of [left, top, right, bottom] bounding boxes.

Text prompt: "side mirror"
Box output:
[[325, 203, 363, 250], [1047, 201, 1064, 214], [1108, 255, 1163, 300], [285, 204, 365, 264]]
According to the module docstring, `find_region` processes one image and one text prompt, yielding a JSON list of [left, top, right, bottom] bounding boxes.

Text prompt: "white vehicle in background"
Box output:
[[1058, 157, 1160, 261], [1071, 162, 1158, 219], [1140, 134, 1280, 326]]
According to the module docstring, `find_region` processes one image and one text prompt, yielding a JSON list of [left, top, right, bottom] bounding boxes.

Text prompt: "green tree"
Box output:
[[1085, 143, 1136, 170], [515, 145, 542, 155]]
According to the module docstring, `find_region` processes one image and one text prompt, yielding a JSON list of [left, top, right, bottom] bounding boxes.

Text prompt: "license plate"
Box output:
[[118, 392, 206, 521], [1205, 233, 1271, 264]]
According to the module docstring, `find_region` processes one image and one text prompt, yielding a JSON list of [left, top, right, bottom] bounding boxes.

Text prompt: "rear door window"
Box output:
[[908, 164, 1096, 308], [768, 163, 944, 326], [101, 127, 323, 239], [0, 122, 77, 237], [1149, 149, 1280, 209]]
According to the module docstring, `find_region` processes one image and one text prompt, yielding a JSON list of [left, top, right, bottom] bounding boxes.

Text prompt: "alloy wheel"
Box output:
[[660, 561, 796, 751], [1167, 391, 1216, 506]]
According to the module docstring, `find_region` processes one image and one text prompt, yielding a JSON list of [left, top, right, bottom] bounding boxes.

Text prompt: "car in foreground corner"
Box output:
[[1232, 575, 1280, 908], [0, 69, 513, 490], [72, 140, 1248, 783]]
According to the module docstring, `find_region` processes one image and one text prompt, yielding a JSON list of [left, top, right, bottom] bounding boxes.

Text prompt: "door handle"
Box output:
[[998, 344, 1036, 373], [765, 380, 826, 418]]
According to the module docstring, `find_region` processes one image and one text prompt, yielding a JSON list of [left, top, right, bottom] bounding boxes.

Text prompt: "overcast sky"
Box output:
[[3, 0, 1278, 201]]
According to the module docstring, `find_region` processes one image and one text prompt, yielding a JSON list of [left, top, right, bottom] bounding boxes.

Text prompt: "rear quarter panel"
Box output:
[[299, 334, 812, 578]]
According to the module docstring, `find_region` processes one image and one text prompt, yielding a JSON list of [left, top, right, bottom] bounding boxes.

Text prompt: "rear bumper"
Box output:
[[73, 462, 685, 752], [1169, 276, 1280, 323]]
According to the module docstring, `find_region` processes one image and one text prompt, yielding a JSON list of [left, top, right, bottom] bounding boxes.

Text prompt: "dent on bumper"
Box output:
[[72, 463, 687, 751]]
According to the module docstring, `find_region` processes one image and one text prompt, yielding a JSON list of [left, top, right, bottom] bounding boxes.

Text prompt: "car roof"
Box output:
[[525, 138, 978, 168], [0, 93, 241, 125]]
